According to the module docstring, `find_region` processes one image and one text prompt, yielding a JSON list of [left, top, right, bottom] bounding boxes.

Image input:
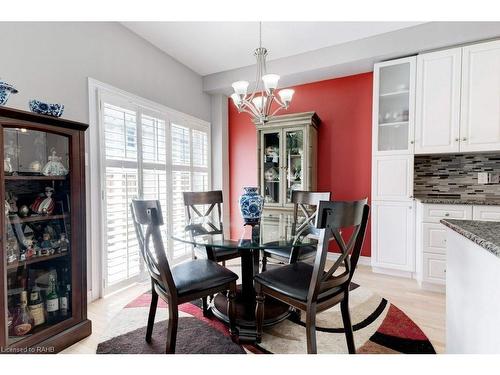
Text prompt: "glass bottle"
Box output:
[[11, 291, 35, 336], [46, 272, 60, 324], [28, 287, 46, 327]]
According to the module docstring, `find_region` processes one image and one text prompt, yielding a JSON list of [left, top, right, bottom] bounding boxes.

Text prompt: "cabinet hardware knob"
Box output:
[[410, 140, 414, 144], [409, 206, 412, 209], [445, 213, 450, 217], [455, 138, 459, 142], [462, 137, 467, 141]]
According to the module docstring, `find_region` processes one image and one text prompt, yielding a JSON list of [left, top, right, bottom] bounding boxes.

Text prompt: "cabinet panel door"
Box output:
[[372, 155, 413, 201], [422, 223, 447, 255], [372, 57, 416, 155], [371, 201, 415, 271], [460, 40, 500, 152], [423, 253, 446, 284], [422, 203, 473, 223], [472, 205, 500, 221], [415, 48, 461, 154]]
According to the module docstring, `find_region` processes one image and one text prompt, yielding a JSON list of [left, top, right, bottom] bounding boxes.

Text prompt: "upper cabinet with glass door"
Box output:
[[256, 112, 319, 211], [373, 57, 416, 155]]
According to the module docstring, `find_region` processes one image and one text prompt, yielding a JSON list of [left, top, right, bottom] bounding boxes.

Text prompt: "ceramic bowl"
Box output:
[[0, 81, 18, 106], [29, 99, 64, 117]]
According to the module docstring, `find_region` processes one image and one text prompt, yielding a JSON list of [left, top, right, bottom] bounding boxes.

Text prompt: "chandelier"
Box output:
[[230, 22, 295, 124]]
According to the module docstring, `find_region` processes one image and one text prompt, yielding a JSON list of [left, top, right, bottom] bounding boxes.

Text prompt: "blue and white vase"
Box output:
[[239, 187, 264, 225], [0, 80, 18, 106]]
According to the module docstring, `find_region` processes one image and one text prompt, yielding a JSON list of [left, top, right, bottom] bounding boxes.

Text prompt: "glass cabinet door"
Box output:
[[261, 131, 281, 206], [284, 129, 304, 204], [375, 57, 415, 154], [4, 127, 72, 346]]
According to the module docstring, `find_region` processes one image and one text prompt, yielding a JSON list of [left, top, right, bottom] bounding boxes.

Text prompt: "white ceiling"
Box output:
[[122, 22, 423, 76]]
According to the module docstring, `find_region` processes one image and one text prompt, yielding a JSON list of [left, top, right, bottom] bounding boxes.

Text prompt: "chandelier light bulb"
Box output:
[[278, 89, 295, 106], [252, 96, 267, 111], [262, 74, 280, 92], [232, 81, 249, 96]]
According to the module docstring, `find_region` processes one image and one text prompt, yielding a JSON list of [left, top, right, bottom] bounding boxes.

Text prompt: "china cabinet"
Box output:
[[256, 111, 319, 213], [0, 107, 90, 353]]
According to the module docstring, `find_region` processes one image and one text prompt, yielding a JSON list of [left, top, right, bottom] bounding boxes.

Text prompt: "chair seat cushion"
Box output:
[[171, 259, 238, 297], [254, 262, 343, 302], [264, 244, 316, 260]]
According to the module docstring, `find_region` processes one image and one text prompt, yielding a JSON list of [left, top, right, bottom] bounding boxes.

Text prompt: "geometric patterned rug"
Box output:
[[96, 284, 435, 354]]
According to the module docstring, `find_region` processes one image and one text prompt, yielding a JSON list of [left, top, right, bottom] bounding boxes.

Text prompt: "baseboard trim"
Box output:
[[327, 253, 371, 266], [372, 266, 414, 279]]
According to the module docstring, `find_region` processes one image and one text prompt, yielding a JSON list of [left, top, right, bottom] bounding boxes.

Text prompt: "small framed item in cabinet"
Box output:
[[0, 107, 90, 353]]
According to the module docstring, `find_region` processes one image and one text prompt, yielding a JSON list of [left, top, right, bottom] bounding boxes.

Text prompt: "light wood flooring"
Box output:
[[62, 263, 445, 354]]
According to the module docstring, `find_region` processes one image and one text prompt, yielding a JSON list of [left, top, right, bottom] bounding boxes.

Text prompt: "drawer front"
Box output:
[[423, 253, 446, 284], [472, 205, 500, 222], [422, 204, 472, 223], [422, 223, 447, 254]]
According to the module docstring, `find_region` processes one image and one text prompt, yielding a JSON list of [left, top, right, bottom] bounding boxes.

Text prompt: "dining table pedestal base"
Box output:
[[211, 286, 291, 342]]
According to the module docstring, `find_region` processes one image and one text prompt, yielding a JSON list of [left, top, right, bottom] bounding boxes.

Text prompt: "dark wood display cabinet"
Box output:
[[0, 107, 90, 353]]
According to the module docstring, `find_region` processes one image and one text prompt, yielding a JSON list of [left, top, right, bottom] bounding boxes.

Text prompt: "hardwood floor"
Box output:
[[62, 262, 445, 354]]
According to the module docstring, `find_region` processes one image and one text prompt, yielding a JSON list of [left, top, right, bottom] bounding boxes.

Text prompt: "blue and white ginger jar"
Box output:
[[239, 187, 264, 225], [0, 80, 18, 106]]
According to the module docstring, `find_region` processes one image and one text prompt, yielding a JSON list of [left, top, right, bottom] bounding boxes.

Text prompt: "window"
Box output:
[[97, 90, 210, 295]]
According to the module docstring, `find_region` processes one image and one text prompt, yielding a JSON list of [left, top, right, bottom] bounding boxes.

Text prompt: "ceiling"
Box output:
[[122, 22, 423, 76]]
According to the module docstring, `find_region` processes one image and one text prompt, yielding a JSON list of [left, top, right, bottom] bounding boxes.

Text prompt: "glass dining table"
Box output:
[[172, 215, 317, 341]]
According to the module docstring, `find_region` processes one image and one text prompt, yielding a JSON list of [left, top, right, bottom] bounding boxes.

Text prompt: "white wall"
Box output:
[[0, 22, 211, 122]]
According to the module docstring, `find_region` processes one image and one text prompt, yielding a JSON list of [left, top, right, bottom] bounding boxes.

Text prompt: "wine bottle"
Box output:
[[28, 287, 46, 327], [46, 272, 60, 324], [59, 281, 69, 318], [11, 291, 34, 336]]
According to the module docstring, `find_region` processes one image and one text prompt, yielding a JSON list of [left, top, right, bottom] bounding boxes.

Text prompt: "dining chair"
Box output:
[[131, 199, 239, 353], [183, 190, 240, 264], [261, 190, 331, 271], [255, 199, 370, 354]]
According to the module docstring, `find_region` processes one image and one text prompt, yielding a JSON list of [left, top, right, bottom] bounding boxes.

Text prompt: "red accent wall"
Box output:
[[228, 72, 373, 256]]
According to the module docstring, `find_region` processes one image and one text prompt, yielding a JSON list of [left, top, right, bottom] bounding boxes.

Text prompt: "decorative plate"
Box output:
[[29, 99, 64, 117]]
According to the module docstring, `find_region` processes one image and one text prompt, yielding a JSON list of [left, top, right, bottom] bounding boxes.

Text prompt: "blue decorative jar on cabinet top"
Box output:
[[239, 187, 264, 225], [0, 80, 18, 106]]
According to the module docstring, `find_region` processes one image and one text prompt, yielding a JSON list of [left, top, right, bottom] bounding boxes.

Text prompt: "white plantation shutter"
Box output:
[[99, 91, 210, 295], [102, 103, 140, 289]]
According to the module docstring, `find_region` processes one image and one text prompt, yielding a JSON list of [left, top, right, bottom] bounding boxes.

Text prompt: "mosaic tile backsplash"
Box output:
[[414, 153, 500, 202]]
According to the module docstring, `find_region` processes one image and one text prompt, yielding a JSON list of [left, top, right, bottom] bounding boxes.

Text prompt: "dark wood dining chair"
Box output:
[[261, 190, 331, 271], [255, 199, 370, 354], [183, 190, 240, 264], [131, 199, 238, 353]]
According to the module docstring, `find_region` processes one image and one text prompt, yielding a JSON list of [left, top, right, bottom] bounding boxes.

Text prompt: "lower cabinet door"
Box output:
[[371, 200, 415, 272], [423, 253, 446, 284]]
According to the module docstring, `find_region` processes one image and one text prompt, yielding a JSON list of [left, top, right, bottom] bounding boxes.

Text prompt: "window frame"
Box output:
[[88, 78, 211, 299]]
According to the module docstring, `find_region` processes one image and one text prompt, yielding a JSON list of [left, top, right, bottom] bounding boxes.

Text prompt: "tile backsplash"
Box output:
[[414, 153, 500, 201]]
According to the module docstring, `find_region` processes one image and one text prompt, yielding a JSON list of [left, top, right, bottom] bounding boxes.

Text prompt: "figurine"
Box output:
[[41, 149, 68, 176], [4, 157, 13, 174], [40, 233, 53, 256], [57, 233, 69, 253], [265, 146, 279, 163], [6, 192, 18, 213], [6, 238, 19, 264], [5, 200, 10, 216], [30, 187, 55, 215], [18, 205, 29, 217], [29, 160, 42, 173], [264, 166, 279, 181]]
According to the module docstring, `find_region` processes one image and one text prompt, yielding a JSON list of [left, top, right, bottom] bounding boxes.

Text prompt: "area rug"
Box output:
[[96, 284, 436, 354]]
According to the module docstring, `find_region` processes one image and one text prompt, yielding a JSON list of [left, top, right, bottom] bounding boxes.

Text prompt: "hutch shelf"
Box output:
[[0, 107, 90, 353]]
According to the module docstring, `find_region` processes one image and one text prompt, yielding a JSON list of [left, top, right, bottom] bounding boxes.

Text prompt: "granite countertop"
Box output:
[[441, 219, 500, 258], [415, 196, 500, 206]]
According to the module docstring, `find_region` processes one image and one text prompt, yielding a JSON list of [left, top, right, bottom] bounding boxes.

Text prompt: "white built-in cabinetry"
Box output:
[[415, 39, 500, 154], [371, 57, 416, 276], [372, 38, 500, 279], [416, 203, 500, 291]]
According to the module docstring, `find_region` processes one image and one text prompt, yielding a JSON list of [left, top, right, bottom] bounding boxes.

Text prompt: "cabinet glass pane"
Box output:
[[285, 130, 304, 203], [4, 128, 72, 346], [378, 62, 410, 152], [262, 132, 280, 204]]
